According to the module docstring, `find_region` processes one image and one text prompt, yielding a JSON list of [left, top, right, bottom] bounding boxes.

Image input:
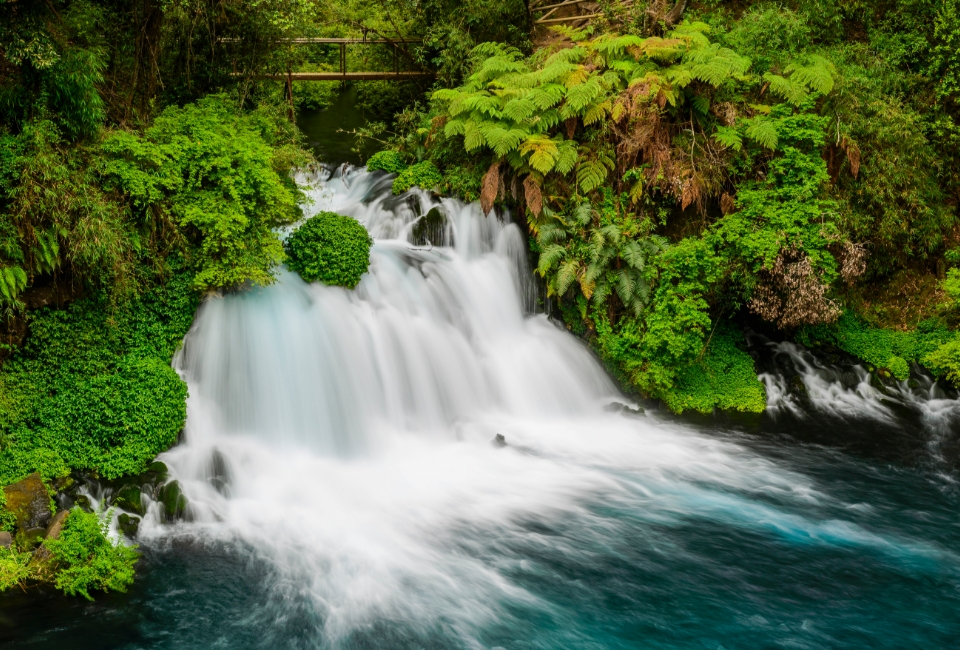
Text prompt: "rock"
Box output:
[[146, 461, 168, 476], [44, 510, 69, 541], [492, 434, 507, 448], [117, 513, 140, 538], [788, 375, 808, 398], [2, 473, 52, 535], [114, 484, 144, 515], [206, 449, 231, 496], [159, 480, 187, 522], [412, 206, 448, 247], [908, 378, 920, 390], [33, 510, 70, 561], [73, 494, 93, 513], [0, 532, 11, 549]]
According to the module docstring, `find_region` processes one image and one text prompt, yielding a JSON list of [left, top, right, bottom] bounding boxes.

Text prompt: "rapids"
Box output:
[[5, 166, 960, 649]]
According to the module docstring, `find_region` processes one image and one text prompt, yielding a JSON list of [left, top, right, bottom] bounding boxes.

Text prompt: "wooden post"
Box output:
[[286, 64, 295, 122]]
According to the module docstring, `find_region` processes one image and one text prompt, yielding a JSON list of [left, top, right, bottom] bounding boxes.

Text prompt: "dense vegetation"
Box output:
[[3, 0, 960, 597], [285, 212, 372, 288], [371, 1, 960, 412]]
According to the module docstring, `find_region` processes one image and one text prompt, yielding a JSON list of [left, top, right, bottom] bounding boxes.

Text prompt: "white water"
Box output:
[[142, 167, 955, 645]]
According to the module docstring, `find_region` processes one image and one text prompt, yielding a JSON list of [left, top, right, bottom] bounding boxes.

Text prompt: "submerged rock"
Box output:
[[492, 434, 507, 448], [206, 448, 231, 496], [3, 473, 51, 536]]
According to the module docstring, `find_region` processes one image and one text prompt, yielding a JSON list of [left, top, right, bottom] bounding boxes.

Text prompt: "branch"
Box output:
[[664, 0, 689, 26]]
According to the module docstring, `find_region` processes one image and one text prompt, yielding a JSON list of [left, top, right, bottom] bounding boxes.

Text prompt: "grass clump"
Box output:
[[285, 212, 372, 289]]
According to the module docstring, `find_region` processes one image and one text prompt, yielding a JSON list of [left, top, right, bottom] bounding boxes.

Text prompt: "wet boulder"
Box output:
[[113, 484, 144, 516], [159, 480, 187, 522], [33, 510, 69, 561], [3, 473, 52, 537], [206, 449, 231, 496], [117, 513, 140, 538]]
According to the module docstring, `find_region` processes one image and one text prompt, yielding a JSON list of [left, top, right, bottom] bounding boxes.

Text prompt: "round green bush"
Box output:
[[392, 161, 442, 195], [285, 212, 372, 289], [366, 150, 409, 175]]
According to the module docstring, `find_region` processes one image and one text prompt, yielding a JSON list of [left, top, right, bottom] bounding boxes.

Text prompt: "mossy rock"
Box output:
[[113, 484, 144, 516], [2, 473, 52, 535], [159, 480, 187, 522], [117, 513, 140, 538]]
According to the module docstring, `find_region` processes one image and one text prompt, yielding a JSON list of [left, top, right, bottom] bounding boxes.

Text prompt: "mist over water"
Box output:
[[6, 166, 960, 649]]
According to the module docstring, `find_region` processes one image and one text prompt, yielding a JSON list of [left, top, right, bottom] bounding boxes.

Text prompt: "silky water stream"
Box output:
[[4, 166, 960, 649]]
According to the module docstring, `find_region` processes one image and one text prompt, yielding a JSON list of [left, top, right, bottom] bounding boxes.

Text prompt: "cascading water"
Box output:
[[9, 166, 960, 649]]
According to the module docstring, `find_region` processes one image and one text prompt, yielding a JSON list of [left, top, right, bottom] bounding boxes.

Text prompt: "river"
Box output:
[[3, 90, 960, 649]]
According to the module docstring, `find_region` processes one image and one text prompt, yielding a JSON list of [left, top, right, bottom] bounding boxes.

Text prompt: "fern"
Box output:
[[744, 116, 778, 150]]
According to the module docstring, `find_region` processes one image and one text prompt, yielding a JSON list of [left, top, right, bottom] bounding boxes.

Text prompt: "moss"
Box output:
[[659, 324, 767, 414], [796, 312, 960, 381], [392, 161, 442, 195], [284, 212, 372, 289], [0, 267, 198, 485], [366, 150, 409, 174]]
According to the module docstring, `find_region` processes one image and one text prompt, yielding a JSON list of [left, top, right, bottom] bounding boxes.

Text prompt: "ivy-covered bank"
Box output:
[[359, 1, 960, 413]]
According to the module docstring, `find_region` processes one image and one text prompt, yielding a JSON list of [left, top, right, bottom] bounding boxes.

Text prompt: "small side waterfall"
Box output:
[[133, 166, 960, 648]]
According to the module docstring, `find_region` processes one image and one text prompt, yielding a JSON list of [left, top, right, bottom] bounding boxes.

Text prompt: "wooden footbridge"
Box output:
[[227, 37, 433, 82]]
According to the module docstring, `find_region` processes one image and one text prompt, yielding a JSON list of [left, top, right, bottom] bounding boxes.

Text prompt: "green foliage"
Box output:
[[101, 95, 308, 292], [660, 324, 766, 414], [43, 508, 138, 600], [797, 313, 960, 381], [0, 490, 16, 533], [0, 267, 198, 484], [0, 546, 34, 591], [366, 150, 409, 174], [392, 160, 442, 194], [284, 212, 372, 288]]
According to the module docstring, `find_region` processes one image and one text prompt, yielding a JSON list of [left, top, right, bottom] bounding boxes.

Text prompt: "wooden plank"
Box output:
[[535, 13, 602, 24], [533, 0, 590, 13], [219, 37, 421, 44], [251, 71, 433, 81]]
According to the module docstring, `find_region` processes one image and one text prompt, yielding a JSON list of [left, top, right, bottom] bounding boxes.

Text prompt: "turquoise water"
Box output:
[[3, 427, 959, 648], [4, 98, 960, 650]]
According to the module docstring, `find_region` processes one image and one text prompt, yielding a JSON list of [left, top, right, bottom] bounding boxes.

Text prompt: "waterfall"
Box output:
[[138, 166, 960, 647]]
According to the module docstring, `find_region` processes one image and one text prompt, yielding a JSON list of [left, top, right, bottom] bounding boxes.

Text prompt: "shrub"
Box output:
[[366, 150, 409, 174], [285, 212, 372, 288], [0, 267, 198, 484], [0, 546, 33, 591], [43, 508, 138, 600], [392, 161, 442, 195]]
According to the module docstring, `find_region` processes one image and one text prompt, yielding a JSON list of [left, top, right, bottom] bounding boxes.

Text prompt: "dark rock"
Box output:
[[788, 375, 808, 398], [0, 532, 11, 549], [412, 207, 449, 247], [206, 449, 231, 496], [114, 484, 144, 515], [33, 510, 70, 561], [73, 495, 93, 513], [159, 480, 187, 522], [908, 378, 920, 390], [3, 473, 52, 535], [117, 513, 140, 538], [492, 434, 507, 448], [146, 461, 169, 476]]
